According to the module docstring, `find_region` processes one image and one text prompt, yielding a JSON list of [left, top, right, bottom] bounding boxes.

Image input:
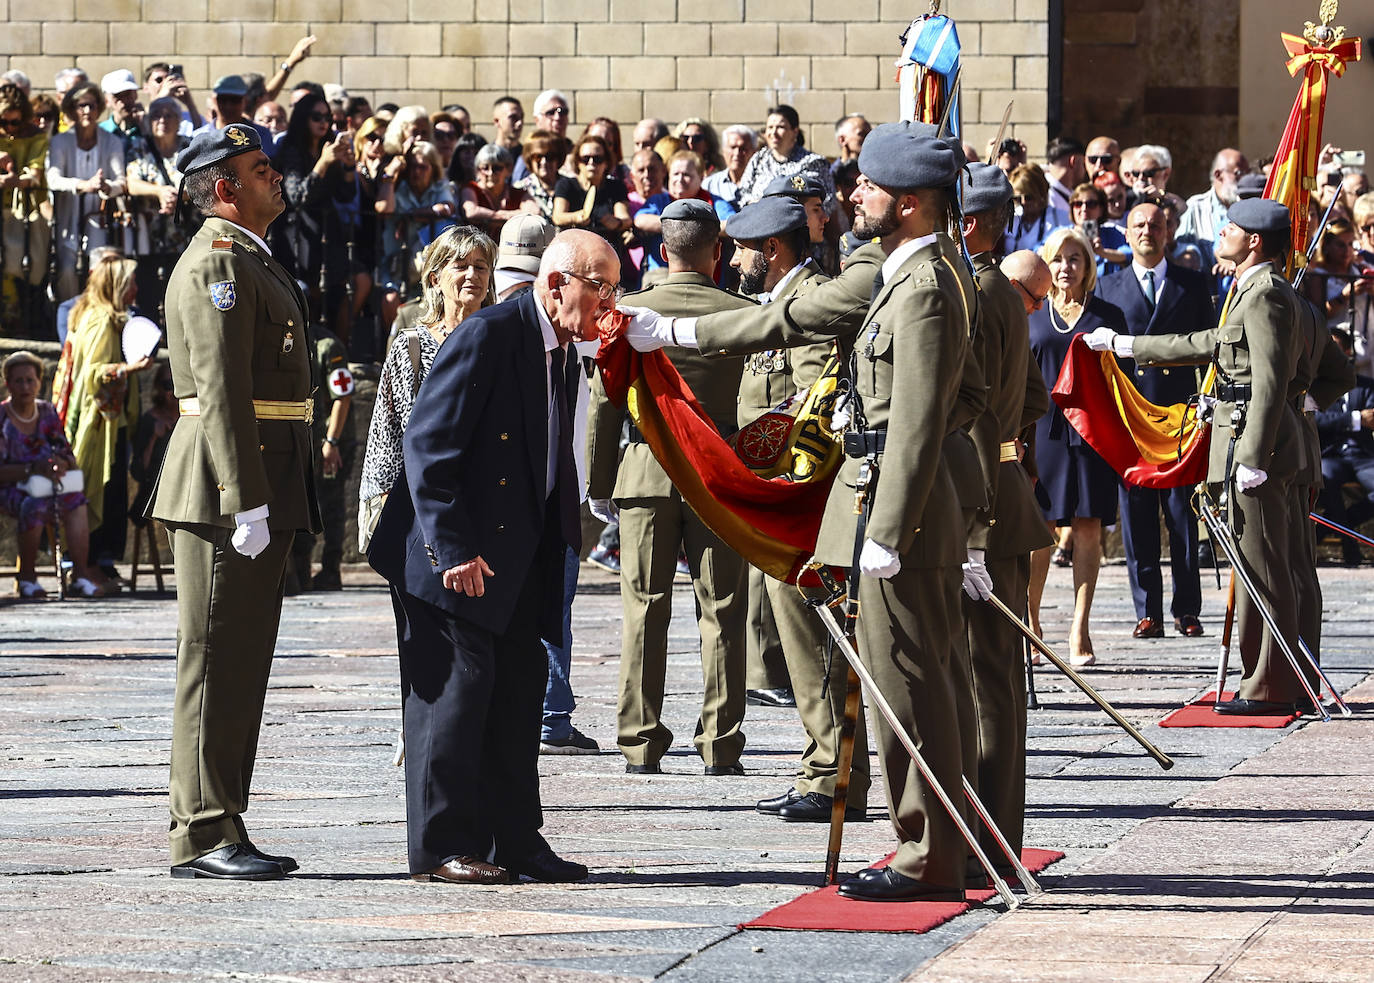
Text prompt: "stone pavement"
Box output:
[[1, 555, 1371, 982]]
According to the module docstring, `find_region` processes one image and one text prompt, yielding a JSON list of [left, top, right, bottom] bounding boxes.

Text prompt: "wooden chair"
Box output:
[[128, 518, 165, 593]]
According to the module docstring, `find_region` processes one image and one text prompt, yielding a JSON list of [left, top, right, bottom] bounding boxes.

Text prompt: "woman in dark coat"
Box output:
[[1027, 226, 1127, 667]]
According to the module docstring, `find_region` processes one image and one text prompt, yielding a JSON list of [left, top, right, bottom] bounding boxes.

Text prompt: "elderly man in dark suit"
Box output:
[[1097, 201, 1215, 639], [368, 228, 618, 885], [1316, 356, 1374, 565]]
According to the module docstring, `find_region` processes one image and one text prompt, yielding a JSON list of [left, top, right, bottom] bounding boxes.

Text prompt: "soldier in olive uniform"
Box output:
[[586, 198, 756, 775], [1088, 199, 1306, 714], [727, 194, 871, 822], [148, 124, 319, 879], [290, 325, 355, 591], [621, 124, 975, 901], [957, 164, 1055, 866]]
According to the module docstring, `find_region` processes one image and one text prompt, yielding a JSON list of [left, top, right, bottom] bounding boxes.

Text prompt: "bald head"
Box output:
[[1085, 136, 1120, 179], [1000, 250, 1052, 314], [536, 229, 620, 344]]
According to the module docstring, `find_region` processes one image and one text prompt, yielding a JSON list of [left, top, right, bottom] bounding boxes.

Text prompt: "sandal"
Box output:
[[1052, 546, 1073, 567], [17, 579, 47, 599], [69, 576, 104, 598]]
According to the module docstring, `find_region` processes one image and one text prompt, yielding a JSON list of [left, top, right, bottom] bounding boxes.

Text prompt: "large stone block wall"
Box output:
[[2, 0, 1051, 155]]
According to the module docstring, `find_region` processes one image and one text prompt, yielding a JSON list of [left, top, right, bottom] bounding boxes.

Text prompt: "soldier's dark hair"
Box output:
[[184, 164, 241, 217], [1255, 227, 1292, 262], [662, 213, 719, 265], [970, 200, 1013, 240], [1047, 136, 1085, 162]]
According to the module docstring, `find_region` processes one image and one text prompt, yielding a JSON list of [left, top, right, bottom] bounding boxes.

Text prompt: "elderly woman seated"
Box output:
[[0, 351, 102, 598]]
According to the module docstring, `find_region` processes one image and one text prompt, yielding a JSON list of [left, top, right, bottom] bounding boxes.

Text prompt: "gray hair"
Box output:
[[1134, 143, 1173, 170], [417, 225, 497, 324], [383, 105, 430, 157], [474, 143, 513, 170], [533, 89, 569, 117], [54, 67, 88, 90], [721, 124, 757, 149], [2, 70, 31, 94]]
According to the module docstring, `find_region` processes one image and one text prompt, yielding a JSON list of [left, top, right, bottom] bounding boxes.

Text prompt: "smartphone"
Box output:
[[1333, 150, 1366, 168], [167, 63, 184, 78], [1081, 218, 1099, 240]]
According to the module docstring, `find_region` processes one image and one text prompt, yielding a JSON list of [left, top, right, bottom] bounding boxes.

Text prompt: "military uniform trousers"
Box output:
[[1225, 476, 1307, 703], [746, 566, 790, 690], [1289, 476, 1323, 672], [963, 552, 1031, 856], [857, 563, 965, 890], [167, 523, 293, 864], [616, 490, 747, 767], [763, 573, 870, 802]]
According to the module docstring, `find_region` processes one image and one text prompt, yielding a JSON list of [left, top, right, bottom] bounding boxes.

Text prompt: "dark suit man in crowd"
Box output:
[[368, 229, 617, 884], [1316, 342, 1374, 566], [150, 124, 319, 880], [1097, 202, 1215, 639]]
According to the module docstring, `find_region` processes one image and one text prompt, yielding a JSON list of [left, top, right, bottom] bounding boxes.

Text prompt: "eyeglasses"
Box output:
[[683, 133, 706, 144], [434, 129, 459, 141], [364, 132, 383, 142], [1126, 168, 1161, 180], [1013, 279, 1048, 310], [476, 163, 505, 174], [578, 154, 606, 165], [309, 112, 330, 122], [1086, 155, 1115, 165], [541, 106, 569, 118], [563, 270, 622, 302], [74, 102, 99, 112], [1070, 200, 1100, 210], [1, 116, 24, 130]]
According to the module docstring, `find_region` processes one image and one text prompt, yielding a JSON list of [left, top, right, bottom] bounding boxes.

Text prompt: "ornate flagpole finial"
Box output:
[[928, 0, 940, 15], [1304, 0, 1345, 46]]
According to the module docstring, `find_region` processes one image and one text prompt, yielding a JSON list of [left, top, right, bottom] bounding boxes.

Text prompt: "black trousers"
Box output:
[[391, 559, 552, 874], [1119, 483, 1200, 622]]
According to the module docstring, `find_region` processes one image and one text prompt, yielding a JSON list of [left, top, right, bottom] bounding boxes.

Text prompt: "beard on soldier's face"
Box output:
[[738, 250, 770, 295], [853, 196, 901, 240]]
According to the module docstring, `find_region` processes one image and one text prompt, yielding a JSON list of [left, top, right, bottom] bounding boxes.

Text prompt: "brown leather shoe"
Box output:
[[411, 856, 511, 884], [1132, 617, 1165, 639], [1174, 615, 1205, 637]]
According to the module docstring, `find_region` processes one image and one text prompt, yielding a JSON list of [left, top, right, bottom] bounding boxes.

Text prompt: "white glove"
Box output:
[[231, 506, 271, 559], [616, 304, 676, 352], [1196, 392, 1218, 421], [589, 497, 618, 523], [830, 390, 851, 431], [1083, 327, 1117, 352], [858, 538, 901, 578], [962, 548, 994, 601], [1235, 464, 1268, 491]]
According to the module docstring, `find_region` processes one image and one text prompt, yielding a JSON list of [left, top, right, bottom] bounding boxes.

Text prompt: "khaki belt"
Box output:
[[1000, 440, 1018, 463], [179, 397, 313, 425]]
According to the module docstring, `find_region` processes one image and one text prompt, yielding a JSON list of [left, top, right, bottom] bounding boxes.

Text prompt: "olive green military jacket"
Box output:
[[970, 252, 1055, 559], [587, 271, 754, 500], [1293, 292, 1355, 486], [1132, 265, 1301, 483], [736, 264, 834, 428], [149, 216, 320, 532], [815, 238, 969, 568]]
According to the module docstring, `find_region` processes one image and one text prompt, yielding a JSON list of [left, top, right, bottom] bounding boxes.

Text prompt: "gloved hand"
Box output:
[[829, 390, 851, 431], [1235, 464, 1268, 491], [231, 506, 270, 559], [1083, 327, 1118, 352], [616, 304, 677, 352], [589, 498, 618, 523], [962, 547, 994, 601], [1195, 392, 1218, 421], [859, 538, 901, 578]]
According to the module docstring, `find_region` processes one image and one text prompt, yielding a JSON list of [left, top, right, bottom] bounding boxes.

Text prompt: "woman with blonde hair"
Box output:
[[1025, 227, 1127, 666], [673, 117, 724, 174], [381, 105, 431, 159], [375, 140, 457, 329], [59, 254, 152, 587]]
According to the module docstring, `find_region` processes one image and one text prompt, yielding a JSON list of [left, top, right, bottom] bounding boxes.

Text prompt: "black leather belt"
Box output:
[[843, 429, 886, 458], [1216, 382, 1251, 402], [627, 421, 646, 444]]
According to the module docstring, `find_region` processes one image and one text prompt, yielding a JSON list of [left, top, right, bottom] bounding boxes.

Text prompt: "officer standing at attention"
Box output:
[[586, 198, 756, 776], [149, 123, 319, 879], [1087, 198, 1305, 715], [727, 193, 871, 823], [957, 163, 1054, 873], [621, 123, 974, 901]]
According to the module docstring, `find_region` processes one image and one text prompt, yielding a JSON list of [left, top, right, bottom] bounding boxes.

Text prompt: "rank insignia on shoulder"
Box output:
[[209, 281, 236, 311], [211, 238, 234, 251]]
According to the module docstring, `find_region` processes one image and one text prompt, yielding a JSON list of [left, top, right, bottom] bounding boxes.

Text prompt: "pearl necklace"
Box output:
[[1050, 296, 1084, 335], [6, 402, 38, 424]]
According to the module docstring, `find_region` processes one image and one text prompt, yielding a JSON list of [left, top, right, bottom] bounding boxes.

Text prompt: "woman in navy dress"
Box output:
[[1027, 227, 1126, 667]]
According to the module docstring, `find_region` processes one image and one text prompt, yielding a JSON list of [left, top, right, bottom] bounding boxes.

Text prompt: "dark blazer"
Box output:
[[1097, 260, 1215, 407], [1317, 375, 1374, 457], [368, 289, 562, 641]]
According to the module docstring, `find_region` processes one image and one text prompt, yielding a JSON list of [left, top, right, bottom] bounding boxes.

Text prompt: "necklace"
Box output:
[[7, 402, 38, 424], [1049, 296, 1083, 335]]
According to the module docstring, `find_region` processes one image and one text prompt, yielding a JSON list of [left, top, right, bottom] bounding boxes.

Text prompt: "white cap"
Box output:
[[100, 69, 138, 95], [324, 83, 348, 104]]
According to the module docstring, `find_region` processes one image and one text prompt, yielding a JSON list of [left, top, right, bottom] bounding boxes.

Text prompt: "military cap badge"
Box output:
[[225, 125, 252, 147]]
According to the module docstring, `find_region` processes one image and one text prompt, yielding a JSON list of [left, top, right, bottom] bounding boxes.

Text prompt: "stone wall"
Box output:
[[2, 0, 1052, 155]]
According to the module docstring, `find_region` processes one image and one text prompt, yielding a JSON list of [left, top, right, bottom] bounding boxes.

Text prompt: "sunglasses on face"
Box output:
[[683, 133, 705, 144], [1087, 155, 1115, 165], [1, 116, 24, 130], [579, 154, 605, 165], [75, 102, 99, 112], [1070, 200, 1100, 210], [364, 132, 383, 142], [1127, 168, 1161, 180], [541, 106, 569, 118]]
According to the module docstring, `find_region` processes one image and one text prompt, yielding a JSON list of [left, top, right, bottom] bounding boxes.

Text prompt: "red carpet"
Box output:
[[1159, 690, 1300, 728], [740, 848, 1065, 933]]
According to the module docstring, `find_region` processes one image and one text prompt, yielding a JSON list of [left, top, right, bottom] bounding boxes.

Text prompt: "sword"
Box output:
[[986, 101, 1015, 166], [1213, 573, 1236, 708], [982, 593, 1175, 770], [804, 589, 1038, 907], [1310, 511, 1374, 550]]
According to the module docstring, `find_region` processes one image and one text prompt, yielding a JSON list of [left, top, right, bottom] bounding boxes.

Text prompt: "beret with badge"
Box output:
[[176, 122, 263, 177], [858, 120, 964, 192], [762, 171, 827, 201], [661, 197, 717, 223], [725, 195, 808, 242], [959, 162, 1014, 215], [1227, 197, 1289, 233]]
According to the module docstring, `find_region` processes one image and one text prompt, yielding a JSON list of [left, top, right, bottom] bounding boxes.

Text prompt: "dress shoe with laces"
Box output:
[[170, 843, 286, 880], [411, 856, 511, 884], [838, 867, 964, 903], [1174, 615, 1204, 637], [705, 762, 745, 776], [756, 788, 802, 814], [242, 840, 299, 873], [504, 848, 588, 882], [745, 687, 796, 707], [1212, 698, 1296, 716], [777, 791, 867, 823], [1132, 616, 1165, 639]]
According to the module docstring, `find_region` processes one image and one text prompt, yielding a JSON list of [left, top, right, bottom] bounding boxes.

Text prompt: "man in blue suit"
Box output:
[[1316, 343, 1374, 565], [1097, 202, 1215, 638], [368, 229, 620, 885]]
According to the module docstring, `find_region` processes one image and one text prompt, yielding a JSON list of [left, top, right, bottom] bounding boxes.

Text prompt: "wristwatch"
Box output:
[[280, 61, 293, 73], [324, 436, 340, 446]]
